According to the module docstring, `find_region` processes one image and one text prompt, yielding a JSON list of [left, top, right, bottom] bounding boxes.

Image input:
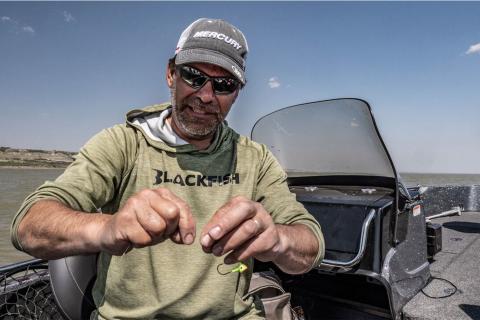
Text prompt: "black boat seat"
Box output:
[[49, 254, 97, 320]]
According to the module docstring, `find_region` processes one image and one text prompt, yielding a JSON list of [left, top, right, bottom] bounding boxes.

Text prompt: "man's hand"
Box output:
[[99, 188, 196, 255], [200, 196, 320, 274], [16, 188, 196, 260], [200, 196, 283, 264]]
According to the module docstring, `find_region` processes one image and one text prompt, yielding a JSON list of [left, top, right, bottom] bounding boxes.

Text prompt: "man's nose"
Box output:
[[196, 80, 215, 103]]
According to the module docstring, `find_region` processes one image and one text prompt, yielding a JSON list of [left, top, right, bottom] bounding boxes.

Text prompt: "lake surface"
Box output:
[[1, 168, 479, 266], [0, 167, 65, 265], [400, 173, 480, 187]]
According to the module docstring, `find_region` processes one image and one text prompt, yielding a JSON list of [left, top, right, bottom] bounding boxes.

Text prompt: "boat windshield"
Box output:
[[251, 99, 395, 178]]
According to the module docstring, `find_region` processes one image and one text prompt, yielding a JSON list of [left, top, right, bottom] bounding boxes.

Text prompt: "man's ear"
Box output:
[[166, 63, 175, 88]]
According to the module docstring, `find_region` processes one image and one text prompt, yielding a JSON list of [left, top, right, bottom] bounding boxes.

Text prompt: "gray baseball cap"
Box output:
[[175, 18, 248, 85]]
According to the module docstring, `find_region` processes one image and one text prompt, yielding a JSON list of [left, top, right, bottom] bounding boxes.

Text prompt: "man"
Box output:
[[11, 18, 324, 319]]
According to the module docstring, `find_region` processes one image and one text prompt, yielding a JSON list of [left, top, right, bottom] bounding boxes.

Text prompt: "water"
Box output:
[[400, 173, 480, 187], [0, 167, 64, 265], [0, 168, 479, 267]]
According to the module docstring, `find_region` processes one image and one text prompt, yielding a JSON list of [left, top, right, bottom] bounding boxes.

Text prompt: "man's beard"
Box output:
[[170, 86, 225, 139]]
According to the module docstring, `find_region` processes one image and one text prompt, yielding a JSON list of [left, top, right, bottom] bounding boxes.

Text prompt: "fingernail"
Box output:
[[209, 226, 221, 239], [212, 245, 223, 256], [184, 233, 194, 244], [201, 234, 211, 247]]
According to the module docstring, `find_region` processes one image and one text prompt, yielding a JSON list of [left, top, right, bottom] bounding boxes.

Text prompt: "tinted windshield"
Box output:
[[251, 99, 395, 178]]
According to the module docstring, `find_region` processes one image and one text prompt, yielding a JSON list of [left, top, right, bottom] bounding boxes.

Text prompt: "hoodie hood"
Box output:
[[126, 103, 239, 156], [126, 103, 239, 176]]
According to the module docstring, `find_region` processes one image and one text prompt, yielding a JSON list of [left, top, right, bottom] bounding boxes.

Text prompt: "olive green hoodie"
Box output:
[[11, 103, 324, 319]]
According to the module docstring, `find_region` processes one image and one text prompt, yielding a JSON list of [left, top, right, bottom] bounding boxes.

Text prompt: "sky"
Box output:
[[0, 1, 479, 174]]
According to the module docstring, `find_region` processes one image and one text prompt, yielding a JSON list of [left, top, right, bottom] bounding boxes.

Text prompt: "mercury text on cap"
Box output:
[[193, 31, 242, 50]]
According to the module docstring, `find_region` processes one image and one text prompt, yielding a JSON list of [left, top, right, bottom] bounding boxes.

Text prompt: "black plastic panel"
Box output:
[[291, 185, 394, 263], [302, 202, 369, 258]]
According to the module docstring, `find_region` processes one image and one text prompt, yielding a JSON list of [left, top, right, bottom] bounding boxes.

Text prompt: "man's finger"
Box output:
[[134, 201, 168, 239], [177, 205, 196, 244], [223, 236, 257, 265], [211, 218, 262, 257], [137, 210, 168, 242], [224, 227, 280, 264], [200, 198, 240, 247], [169, 230, 182, 244], [201, 197, 256, 248], [148, 197, 180, 236], [124, 218, 155, 248], [154, 188, 196, 245]]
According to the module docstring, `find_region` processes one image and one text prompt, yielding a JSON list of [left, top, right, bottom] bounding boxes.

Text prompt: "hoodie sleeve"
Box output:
[[10, 124, 138, 251], [254, 146, 325, 269]]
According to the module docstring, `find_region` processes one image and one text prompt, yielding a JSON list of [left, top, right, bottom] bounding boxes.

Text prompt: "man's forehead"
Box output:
[[187, 62, 234, 78]]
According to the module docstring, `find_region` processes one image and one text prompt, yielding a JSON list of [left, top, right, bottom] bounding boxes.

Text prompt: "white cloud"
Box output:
[[466, 43, 480, 55], [22, 26, 35, 34], [63, 11, 76, 23], [1, 16, 17, 25], [268, 77, 281, 89], [1, 16, 35, 35]]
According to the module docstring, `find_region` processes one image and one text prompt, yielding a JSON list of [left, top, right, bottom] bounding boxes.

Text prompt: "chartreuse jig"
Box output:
[[217, 262, 248, 275]]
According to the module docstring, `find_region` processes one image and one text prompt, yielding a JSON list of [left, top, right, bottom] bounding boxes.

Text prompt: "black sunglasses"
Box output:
[[177, 65, 240, 95]]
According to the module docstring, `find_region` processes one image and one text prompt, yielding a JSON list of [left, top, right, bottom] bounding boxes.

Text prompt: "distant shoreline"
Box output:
[[0, 147, 75, 169], [0, 165, 67, 170]]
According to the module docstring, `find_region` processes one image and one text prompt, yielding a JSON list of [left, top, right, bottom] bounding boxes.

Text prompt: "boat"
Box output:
[[1, 98, 479, 319]]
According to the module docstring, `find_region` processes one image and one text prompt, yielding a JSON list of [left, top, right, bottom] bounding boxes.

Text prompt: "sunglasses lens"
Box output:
[[212, 78, 239, 94], [179, 66, 207, 88], [179, 66, 239, 95]]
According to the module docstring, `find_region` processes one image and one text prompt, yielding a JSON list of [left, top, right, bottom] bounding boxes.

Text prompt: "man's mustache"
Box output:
[[183, 98, 220, 114]]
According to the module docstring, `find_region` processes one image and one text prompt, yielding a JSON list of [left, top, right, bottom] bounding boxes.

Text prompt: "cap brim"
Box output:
[[175, 49, 246, 85]]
